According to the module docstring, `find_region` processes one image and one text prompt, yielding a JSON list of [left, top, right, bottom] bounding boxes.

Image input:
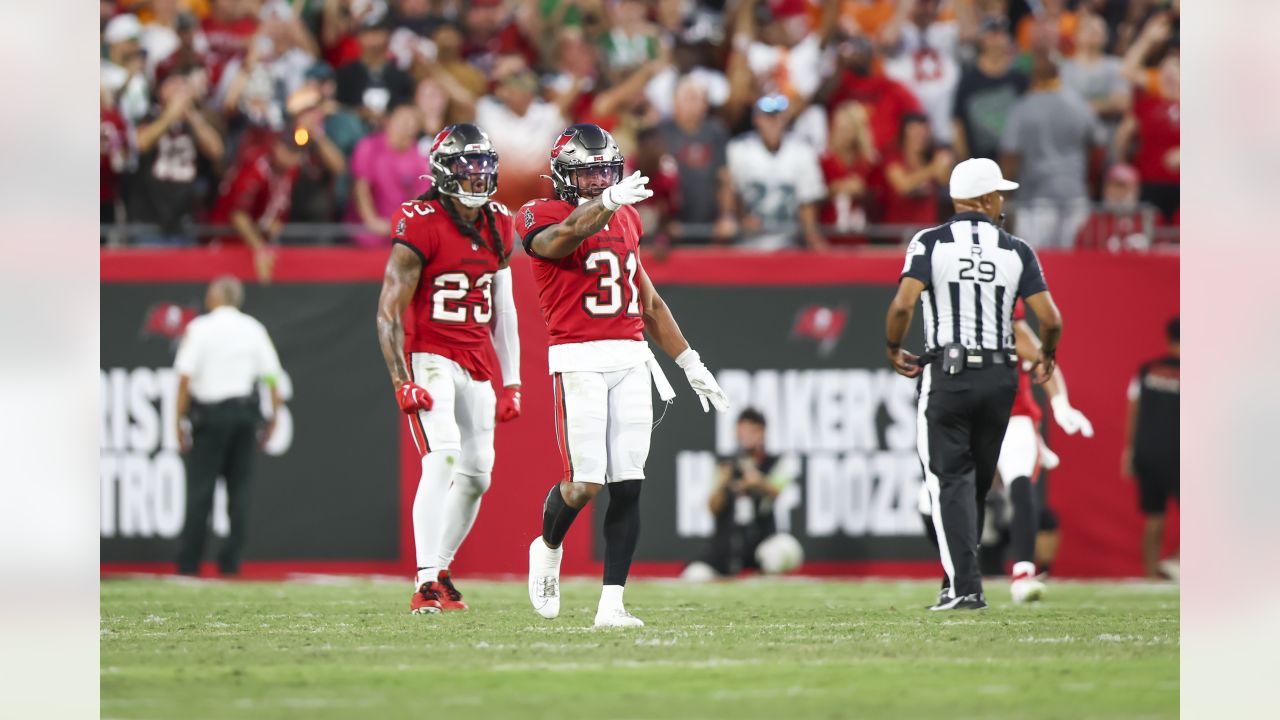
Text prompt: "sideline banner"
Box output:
[[102, 248, 1179, 577]]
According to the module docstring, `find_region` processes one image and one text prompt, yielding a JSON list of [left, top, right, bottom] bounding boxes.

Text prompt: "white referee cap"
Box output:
[[949, 158, 1019, 199]]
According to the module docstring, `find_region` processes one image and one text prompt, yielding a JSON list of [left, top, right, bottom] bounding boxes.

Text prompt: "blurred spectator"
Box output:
[[838, 0, 898, 38], [208, 132, 307, 282], [389, 0, 451, 38], [101, 96, 130, 229], [474, 55, 567, 209], [1060, 13, 1130, 152], [1000, 52, 1103, 248], [285, 85, 350, 224], [881, 0, 962, 146], [951, 17, 1025, 162], [102, 13, 152, 124], [655, 77, 735, 243], [818, 33, 922, 155], [699, 408, 795, 578], [138, 0, 194, 78], [129, 66, 226, 245], [645, 39, 730, 121], [600, 0, 660, 81], [217, 8, 320, 139], [737, 0, 835, 106], [819, 101, 879, 245], [202, 0, 260, 87], [629, 126, 682, 254], [1015, 0, 1076, 55], [726, 95, 826, 249], [425, 23, 489, 104], [880, 112, 950, 229], [1117, 14, 1179, 222], [461, 0, 538, 75], [319, 0, 370, 69], [1075, 164, 1159, 252], [336, 14, 415, 125], [153, 12, 213, 88], [347, 104, 430, 247]]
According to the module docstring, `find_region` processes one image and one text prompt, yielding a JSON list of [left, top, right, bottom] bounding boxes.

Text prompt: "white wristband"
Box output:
[[600, 186, 621, 211], [674, 347, 700, 369], [1050, 394, 1072, 416]]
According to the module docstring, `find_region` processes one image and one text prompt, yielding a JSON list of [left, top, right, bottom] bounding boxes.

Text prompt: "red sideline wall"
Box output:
[[102, 248, 1179, 578]]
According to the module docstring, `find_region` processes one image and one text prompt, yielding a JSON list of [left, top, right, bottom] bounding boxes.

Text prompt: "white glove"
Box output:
[[1050, 395, 1094, 437], [674, 348, 729, 413], [1038, 436, 1061, 470], [601, 171, 654, 211]]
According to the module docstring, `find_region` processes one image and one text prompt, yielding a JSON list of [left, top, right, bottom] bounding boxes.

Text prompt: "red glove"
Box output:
[[396, 382, 433, 413], [497, 386, 521, 422]]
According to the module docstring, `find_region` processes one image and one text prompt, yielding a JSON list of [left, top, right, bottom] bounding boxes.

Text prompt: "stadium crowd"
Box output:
[[101, 0, 1180, 274]]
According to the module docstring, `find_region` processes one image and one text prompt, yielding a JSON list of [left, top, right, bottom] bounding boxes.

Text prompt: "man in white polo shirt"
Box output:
[[173, 276, 282, 576]]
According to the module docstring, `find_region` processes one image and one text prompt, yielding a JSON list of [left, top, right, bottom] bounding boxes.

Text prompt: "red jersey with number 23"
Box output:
[[391, 198, 514, 381], [1010, 300, 1042, 423], [518, 198, 645, 345]]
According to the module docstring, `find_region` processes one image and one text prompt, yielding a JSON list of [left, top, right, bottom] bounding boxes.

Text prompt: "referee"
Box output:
[[173, 276, 282, 576], [885, 158, 1063, 610]]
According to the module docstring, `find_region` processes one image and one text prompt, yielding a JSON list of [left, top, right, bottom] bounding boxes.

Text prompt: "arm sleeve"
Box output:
[[1015, 241, 1049, 298], [899, 230, 932, 285], [173, 323, 200, 375], [490, 267, 520, 386], [256, 323, 283, 380]]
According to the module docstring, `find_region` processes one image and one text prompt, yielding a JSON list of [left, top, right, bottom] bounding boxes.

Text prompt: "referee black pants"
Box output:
[[176, 398, 259, 575], [917, 363, 1017, 598]]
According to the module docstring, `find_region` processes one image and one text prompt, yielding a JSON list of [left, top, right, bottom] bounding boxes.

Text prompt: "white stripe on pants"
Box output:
[[916, 365, 957, 598]]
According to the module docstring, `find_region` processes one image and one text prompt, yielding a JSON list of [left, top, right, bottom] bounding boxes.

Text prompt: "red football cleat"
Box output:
[[434, 570, 470, 611], [410, 582, 443, 615]]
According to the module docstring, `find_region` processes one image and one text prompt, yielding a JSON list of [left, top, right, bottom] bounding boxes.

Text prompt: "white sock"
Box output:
[[437, 472, 489, 569], [1012, 561, 1036, 580], [598, 584, 625, 612], [413, 451, 458, 580]]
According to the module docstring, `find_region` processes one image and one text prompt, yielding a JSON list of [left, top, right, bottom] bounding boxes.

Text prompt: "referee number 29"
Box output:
[[959, 258, 996, 283]]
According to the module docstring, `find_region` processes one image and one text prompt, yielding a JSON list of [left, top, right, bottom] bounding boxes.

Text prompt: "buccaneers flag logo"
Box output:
[[550, 130, 575, 159]]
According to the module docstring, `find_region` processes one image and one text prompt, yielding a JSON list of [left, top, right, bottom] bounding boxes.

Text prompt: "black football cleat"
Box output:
[[929, 593, 988, 611]]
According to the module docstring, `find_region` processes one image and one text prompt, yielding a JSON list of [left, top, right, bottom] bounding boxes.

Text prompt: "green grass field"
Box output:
[[101, 577, 1178, 719]]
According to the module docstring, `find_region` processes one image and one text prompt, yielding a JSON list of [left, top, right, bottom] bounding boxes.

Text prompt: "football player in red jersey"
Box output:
[[999, 300, 1092, 603], [520, 124, 730, 628], [375, 124, 522, 615]]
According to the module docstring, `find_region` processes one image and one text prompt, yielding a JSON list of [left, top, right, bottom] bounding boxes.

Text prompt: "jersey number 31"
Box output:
[[582, 250, 640, 317]]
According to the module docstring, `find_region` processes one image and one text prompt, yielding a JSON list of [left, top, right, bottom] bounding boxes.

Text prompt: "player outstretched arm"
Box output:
[[376, 244, 433, 413], [490, 266, 522, 421], [636, 263, 729, 413], [1013, 309, 1091, 437], [1022, 291, 1062, 384], [529, 171, 653, 259]]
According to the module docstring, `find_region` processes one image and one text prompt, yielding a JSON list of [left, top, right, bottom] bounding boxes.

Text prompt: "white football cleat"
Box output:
[[1011, 577, 1047, 604], [593, 607, 645, 629], [528, 537, 562, 619]]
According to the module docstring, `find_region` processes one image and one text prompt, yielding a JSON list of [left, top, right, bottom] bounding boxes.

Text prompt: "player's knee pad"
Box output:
[[456, 442, 494, 477], [453, 472, 491, 497]]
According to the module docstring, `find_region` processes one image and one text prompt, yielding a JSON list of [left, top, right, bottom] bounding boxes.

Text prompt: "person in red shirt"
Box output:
[[100, 101, 129, 229], [519, 124, 729, 628], [1075, 163, 1161, 251], [207, 132, 305, 282], [375, 123, 523, 616], [999, 301, 1093, 603], [818, 32, 924, 155], [1118, 54, 1179, 222], [880, 113, 951, 230], [819, 100, 879, 245], [201, 0, 258, 87]]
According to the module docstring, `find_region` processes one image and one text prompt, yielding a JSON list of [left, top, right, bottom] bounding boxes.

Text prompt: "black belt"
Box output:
[[917, 349, 1017, 369]]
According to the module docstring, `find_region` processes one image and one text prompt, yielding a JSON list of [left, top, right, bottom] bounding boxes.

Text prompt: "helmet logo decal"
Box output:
[[430, 128, 451, 154], [550, 130, 575, 159]]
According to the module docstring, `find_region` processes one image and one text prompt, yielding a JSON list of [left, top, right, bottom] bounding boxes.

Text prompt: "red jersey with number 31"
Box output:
[[390, 198, 514, 380], [518, 198, 645, 345], [1010, 301, 1042, 423]]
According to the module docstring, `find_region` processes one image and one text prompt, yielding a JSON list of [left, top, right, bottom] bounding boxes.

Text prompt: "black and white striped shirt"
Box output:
[[900, 212, 1048, 352]]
